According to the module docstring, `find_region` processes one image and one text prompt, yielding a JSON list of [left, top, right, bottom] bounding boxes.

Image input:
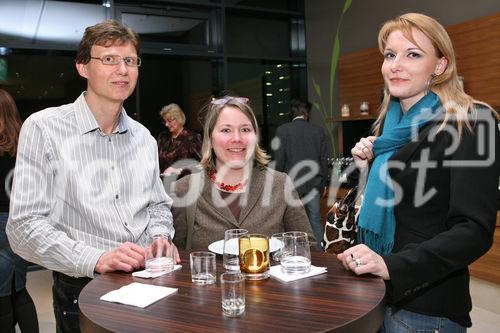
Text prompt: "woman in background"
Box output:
[[0, 89, 39, 332], [338, 13, 499, 332], [171, 96, 313, 250], [157, 103, 202, 176]]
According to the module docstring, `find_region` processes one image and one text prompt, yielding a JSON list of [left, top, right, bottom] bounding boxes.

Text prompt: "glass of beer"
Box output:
[[238, 234, 270, 280]]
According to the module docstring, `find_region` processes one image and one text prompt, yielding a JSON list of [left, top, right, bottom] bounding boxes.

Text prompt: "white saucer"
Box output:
[[208, 238, 283, 255]]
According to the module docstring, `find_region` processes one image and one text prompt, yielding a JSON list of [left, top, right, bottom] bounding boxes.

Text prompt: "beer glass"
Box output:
[[239, 234, 270, 280]]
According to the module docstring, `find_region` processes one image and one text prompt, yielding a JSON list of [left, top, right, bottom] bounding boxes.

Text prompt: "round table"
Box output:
[[79, 250, 385, 333]]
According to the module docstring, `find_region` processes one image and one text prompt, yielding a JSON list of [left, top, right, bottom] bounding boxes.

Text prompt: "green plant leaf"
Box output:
[[312, 101, 321, 112], [312, 78, 322, 98], [342, 0, 352, 14], [329, 35, 340, 115]]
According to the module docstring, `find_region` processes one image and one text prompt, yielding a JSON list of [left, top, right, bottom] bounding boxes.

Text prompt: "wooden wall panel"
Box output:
[[338, 47, 384, 118], [447, 13, 500, 108]]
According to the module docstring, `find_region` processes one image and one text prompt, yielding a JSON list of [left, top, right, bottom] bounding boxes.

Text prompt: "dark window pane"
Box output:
[[226, 15, 290, 58], [0, 50, 85, 120], [121, 13, 208, 46], [227, 60, 306, 149], [225, 0, 303, 11], [138, 55, 214, 138]]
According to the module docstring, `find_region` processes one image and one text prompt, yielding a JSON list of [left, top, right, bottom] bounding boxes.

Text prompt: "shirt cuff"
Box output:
[[77, 247, 105, 278]]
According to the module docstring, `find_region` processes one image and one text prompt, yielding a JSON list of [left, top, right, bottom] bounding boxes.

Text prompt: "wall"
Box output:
[[305, 0, 500, 127]]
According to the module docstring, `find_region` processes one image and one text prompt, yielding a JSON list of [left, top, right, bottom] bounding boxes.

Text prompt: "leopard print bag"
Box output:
[[321, 186, 361, 254]]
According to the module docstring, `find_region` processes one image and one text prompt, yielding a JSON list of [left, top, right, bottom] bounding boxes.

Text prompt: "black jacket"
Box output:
[[382, 108, 499, 327], [273, 118, 329, 197]]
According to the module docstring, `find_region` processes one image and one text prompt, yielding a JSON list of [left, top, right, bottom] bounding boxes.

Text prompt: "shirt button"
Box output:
[[111, 166, 115, 170], [115, 194, 119, 199], [73, 299, 78, 304]]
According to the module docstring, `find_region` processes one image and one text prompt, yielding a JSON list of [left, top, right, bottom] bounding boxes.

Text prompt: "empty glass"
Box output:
[[223, 229, 248, 271], [145, 234, 175, 273], [280, 231, 311, 275], [190, 251, 216, 285], [221, 272, 245, 317]]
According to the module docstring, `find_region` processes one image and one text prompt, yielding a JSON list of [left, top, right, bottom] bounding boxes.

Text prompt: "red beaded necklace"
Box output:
[[208, 170, 247, 192]]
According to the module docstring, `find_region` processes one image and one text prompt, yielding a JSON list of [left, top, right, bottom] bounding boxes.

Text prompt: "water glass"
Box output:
[[280, 231, 311, 275], [239, 234, 270, 280], [145, 234, 175, 273], [190, 251, 216, 285], [220, 272, 245, 317], [223, 229, 248, 271]]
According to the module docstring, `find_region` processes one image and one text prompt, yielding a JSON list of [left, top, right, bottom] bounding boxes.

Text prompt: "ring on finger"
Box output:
[[355, 258, 363, 267]]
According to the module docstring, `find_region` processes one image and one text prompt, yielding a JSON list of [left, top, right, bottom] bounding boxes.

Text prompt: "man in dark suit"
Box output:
[[273, 99, 329, 250]]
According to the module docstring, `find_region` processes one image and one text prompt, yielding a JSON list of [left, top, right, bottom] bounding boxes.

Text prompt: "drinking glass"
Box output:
[[221, 272, 245, 317], [280, 231, 311, 275], [145, 234, 175, 273], [190, 251, 216, 285], [239, 234, 270, 280], [223, 229, 248, 271]]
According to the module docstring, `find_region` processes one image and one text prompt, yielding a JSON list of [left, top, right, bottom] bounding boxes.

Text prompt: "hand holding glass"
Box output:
[[145, 235, 175, 273]]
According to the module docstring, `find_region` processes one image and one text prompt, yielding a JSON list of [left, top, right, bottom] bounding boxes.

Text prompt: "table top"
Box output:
[[79, 250, 385, 333]]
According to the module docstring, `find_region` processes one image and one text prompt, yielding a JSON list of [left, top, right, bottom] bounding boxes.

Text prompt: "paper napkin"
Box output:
[[132, 264, 182, 279], [270, 265, 327, 282], [100, 282, 177, 308]]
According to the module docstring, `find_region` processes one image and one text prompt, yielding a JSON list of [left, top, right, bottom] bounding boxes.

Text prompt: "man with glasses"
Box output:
[[6, 20, 177, 332]]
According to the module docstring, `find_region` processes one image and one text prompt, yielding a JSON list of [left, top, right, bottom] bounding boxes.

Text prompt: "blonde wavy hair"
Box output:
[[200, 96, 270, 171], [159, 103, 186, 126], [373, 13, 497, 136]]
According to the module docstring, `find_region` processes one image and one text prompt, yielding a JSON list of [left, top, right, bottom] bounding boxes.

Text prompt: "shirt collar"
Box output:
[[74, 92, 130, 135]]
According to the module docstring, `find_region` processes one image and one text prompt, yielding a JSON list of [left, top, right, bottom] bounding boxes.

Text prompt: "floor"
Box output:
[[19, 270, 500, 333]]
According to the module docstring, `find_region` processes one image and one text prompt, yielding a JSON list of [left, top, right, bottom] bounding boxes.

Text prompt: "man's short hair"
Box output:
[[75, 20, 140, 64], [289, 99, 311, 119]]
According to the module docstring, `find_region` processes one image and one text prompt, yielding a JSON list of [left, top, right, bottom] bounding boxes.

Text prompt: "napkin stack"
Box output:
[[132, 264, 182, 279], [100, 282, 177, 308], [270, 265, 327, 282]]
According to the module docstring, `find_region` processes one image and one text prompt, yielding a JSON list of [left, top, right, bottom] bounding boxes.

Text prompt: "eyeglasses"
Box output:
[[211, 97, 249, 105], [90, 55, 142, 67]]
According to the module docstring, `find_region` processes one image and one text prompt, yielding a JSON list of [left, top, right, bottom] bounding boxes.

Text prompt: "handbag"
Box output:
[[321, 186, 361, 254]]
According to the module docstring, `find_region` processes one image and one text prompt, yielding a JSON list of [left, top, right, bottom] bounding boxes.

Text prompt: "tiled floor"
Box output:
[[21, 270, 500, 333]]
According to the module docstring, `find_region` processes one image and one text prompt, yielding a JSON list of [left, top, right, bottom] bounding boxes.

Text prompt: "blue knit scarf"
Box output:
[[357, 92, 442, 254]]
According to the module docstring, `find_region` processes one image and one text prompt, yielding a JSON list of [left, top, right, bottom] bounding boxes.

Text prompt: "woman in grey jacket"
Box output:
[[171, 96, 313, 250]]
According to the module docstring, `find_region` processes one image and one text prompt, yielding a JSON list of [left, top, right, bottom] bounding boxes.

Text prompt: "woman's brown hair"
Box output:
[[0, 89, 22, 157], [200, 96, 270, 171]]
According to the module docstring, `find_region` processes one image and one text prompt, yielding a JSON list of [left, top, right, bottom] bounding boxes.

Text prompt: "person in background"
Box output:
[[157, 103, 202, 177], [6, 20, 177, 333], [337, 13, 499, 332], [0, 89, 39, 333], [171, 96, 314, 250], [273, 99, 329, 250]]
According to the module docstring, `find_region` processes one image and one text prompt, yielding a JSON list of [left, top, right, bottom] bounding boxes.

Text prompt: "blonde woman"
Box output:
[[337, 13, 499, 332], [171, 96, 313, 250], [157, 103, 202, 175]]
